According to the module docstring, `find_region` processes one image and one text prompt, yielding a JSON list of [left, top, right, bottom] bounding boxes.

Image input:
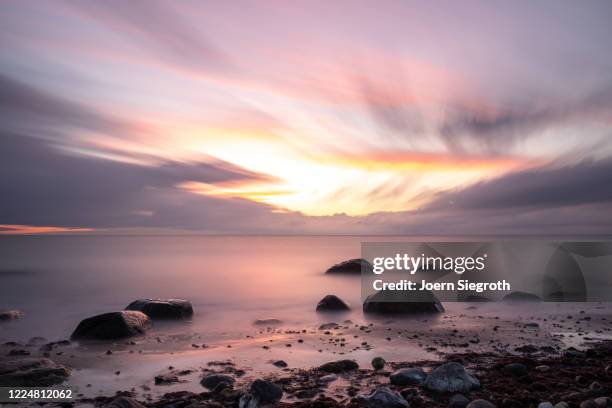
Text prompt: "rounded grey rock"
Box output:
[[424, 362, 480, 393]]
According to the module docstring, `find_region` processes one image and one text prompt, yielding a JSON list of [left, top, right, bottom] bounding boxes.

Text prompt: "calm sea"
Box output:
[[0, 235, 393, 342]]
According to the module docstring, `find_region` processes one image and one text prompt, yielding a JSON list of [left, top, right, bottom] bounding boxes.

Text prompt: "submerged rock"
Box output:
[[125, 298, 193, 319], [424, 362, 480, 393], [363, 289, 444, 315], [316, 295, 350, 312], [364, 387, 409, 408], [0, 358, 70, 386], [253, 318, 282, 326], [319, 359, 359, 373], [0, 310, 25, 320], [71, 311, 150, 340], [326, 258, 373, 275], [503, 291, 541, 302], [389, 367, 427, 385], [319, 322, 340, 330], [200, 373, 235, 390], [106, 397, 146, 408], [154, 374, 179, 385]]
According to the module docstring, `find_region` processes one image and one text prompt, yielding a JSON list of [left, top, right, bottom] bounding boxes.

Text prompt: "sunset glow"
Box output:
[[0, 225, 94, 235], [2, 1, 612, 234]]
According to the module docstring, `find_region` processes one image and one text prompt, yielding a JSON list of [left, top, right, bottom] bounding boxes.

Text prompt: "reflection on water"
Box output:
[[0, 235, 385, 341]]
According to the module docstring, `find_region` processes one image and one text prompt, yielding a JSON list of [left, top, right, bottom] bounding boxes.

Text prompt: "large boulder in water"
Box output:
[[125, 298, 193, 319], [326, 258, 373, 275], [424, 362, 480, 393], [71, 311, 151, 340], [363, 289, 444, 314], [316, 295, 350, 312], [0, 358, 71, 386]]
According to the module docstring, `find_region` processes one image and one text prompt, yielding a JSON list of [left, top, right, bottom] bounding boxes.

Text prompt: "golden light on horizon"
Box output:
[[177, 134, 541, 216], [0, 225, 94, 235]]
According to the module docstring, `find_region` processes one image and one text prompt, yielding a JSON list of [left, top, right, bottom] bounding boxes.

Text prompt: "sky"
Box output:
[[1, 0, 612, 235]]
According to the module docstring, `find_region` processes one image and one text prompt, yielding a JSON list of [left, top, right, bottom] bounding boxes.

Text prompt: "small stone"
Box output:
[[200, 374, 235, 390], [316, 295, 350, 312], [0, 358, 70, 386], [535, 365, 550, 372], [326, 258, 372, 274], [253, 318, 282, 326], [320, 374, 338, 382], [272, 360, 288, 368], [371, 357, 385, 370], [319, 322, 340, 330], [554, 403, 569, 408], [538, 403, 554, 408], [449, 394, 470, 408], [319, 359, 359, 373], [0, 310, 25, 320], [466, 400, 496, 408], [581, 400, 598, 408], [154, 374, 179, 385], [594, 397, 612, 407], [589, 381, 603, 391], [364, 387, 409, 408], [7, 350, 30, 356]]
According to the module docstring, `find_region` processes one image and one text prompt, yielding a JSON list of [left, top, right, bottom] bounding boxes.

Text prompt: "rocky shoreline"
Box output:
[[71, 340, 612, 408], [2, 265, 612, 407]]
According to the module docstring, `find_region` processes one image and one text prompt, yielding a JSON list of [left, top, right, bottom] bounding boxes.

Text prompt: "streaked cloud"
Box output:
[[1, 1, 612, 234]]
